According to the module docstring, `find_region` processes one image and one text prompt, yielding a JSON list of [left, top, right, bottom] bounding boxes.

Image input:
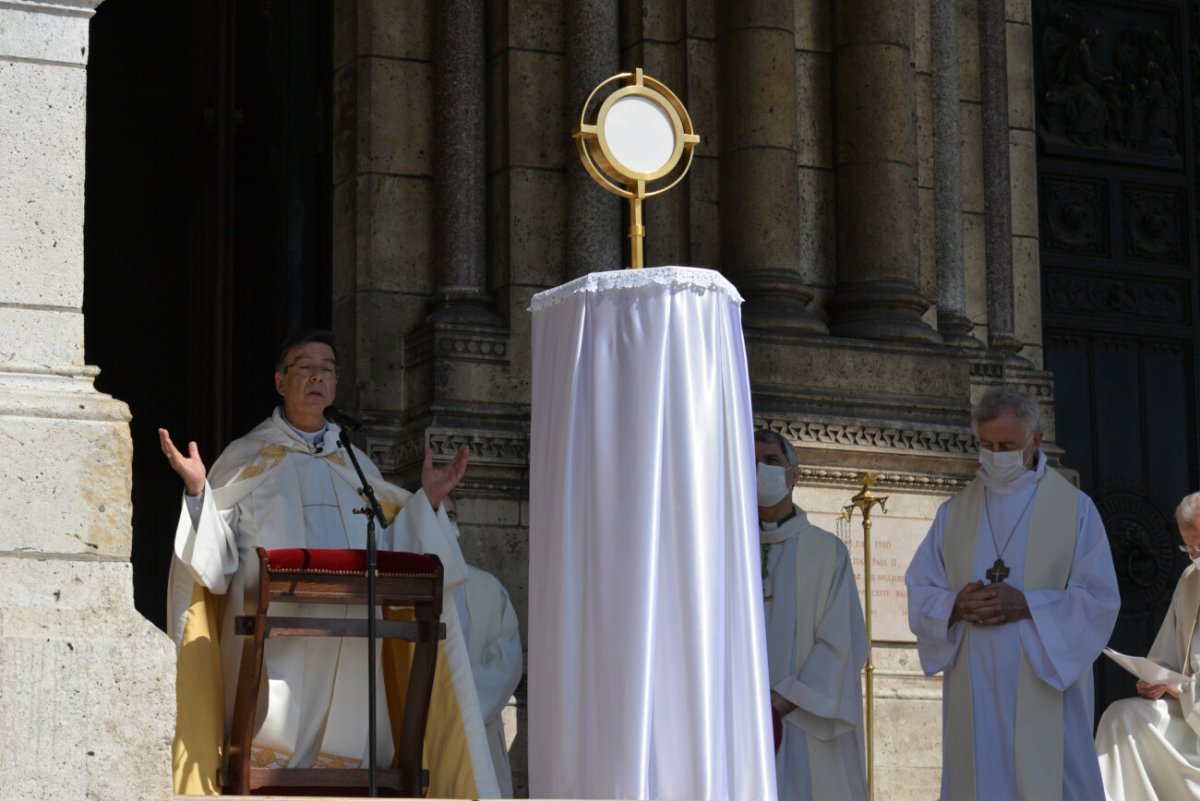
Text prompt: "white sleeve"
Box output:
[[172, 481, 240, 595], [471, 585, 524, 725], [1020, 496, 1121, 691], [389, 489, 469, 591], [774, 550, 868, 740], [905, 504, 968, 676]]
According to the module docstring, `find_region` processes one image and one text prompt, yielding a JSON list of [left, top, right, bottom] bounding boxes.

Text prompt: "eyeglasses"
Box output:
[[1178, 543, 1200, 556], [286, 360, 337, 379]]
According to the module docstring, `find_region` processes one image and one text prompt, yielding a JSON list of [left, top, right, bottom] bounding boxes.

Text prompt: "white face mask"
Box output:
[[757, 462, 791, 507], [978, 437, 1033, 485]]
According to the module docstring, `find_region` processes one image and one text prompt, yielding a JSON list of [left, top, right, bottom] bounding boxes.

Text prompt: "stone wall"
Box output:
[[325, 1, 1048, 797], [0, 2, 175, 800]]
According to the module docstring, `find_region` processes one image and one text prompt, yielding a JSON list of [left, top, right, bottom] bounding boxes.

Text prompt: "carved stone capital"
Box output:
[[366, 415, 529, 498], [759, 416, 977, 457], [406, 319, 510, 369], [795, 465, 971, 494]]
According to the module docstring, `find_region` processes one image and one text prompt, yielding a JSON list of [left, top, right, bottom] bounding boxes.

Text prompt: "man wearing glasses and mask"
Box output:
[[755, 429, 869, 801], [906, 385, 1119, 801], [1096, 491, 1200, 800]]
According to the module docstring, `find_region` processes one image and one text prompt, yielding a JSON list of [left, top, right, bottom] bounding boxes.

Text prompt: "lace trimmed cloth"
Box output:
[[528, 266, 744, 312]]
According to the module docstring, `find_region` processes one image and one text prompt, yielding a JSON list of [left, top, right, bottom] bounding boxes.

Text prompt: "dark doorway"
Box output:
[[84, 0, 333, 630], [1034, 0, 1199, 717]]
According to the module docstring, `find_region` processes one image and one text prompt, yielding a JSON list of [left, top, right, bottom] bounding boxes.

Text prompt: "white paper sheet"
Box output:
[[1103, 647, 1194, 685]]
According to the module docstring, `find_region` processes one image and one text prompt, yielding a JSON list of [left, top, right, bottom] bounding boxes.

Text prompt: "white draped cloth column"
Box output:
[[528, 267, 776, 801]]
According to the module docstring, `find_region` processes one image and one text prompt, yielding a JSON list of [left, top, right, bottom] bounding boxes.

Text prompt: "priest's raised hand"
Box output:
[[421, 443, 469, 511], [158, 427, 205, 497]]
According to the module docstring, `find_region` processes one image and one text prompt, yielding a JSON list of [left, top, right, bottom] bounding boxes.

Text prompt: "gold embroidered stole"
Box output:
[[943, 468, 1076, 801]]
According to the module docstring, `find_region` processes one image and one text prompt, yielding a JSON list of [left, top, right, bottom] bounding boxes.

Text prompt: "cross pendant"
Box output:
[[986, 557, 1010, 584]]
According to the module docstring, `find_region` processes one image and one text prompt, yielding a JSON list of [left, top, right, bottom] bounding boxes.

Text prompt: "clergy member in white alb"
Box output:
[[905, 385, 1120, 801], [159, 330, 498, 798], [1095, 491, 1200, 800], [442, 495, 524, 797], [755, 429, 869, 801]]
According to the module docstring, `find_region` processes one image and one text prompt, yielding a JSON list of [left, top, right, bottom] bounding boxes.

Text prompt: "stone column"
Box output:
[[931, 0, 982, 349], [432, 0, 493, 322], [827, 0, 940, 344], [566, 1, 621, 277], [0, 3, 174, 800], [977, 0, 1025, 361], [717, 0, 826, 335]]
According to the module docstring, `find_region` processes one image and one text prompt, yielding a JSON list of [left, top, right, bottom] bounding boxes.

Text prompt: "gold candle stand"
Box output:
[[840, 472, 888, 801]]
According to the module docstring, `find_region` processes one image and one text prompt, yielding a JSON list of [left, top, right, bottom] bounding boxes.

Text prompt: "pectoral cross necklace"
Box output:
[[761, 543, 773, 602], [983, 489, 1036, 584]]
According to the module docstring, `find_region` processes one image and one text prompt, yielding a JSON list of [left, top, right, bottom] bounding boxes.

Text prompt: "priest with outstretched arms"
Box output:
[[905, 385, 1120, 801], [756, 429, 869, 801], [1096, 490, 1200, 800], [159, 329, 498, 797]]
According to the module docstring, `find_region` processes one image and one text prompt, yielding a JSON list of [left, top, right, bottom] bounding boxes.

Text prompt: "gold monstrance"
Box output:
[[839, 472, 888, 801], [573, 69, 700, 269]]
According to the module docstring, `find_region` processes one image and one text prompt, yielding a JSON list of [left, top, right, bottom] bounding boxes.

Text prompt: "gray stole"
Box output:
[[943, 467, 1077, 801]]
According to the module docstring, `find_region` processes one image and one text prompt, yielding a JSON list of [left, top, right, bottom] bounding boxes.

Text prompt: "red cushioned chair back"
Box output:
[[264, 547, 441, 576]]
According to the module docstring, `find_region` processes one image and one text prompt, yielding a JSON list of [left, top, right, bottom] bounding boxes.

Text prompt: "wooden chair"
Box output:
[[222, 546, 445, 796]]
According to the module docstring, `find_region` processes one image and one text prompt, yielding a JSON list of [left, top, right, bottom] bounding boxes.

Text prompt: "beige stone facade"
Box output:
[[0, 2, 175, 800], [0, 0, 1050, 798]]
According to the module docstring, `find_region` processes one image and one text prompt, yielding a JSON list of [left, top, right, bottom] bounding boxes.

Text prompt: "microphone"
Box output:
[[323, 405, 363, 432]]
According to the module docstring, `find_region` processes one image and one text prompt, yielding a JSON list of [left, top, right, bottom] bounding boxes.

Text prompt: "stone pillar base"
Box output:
[[427, 286, 503, 327], [937, 310, 985, 351], [988, 331, 1032, 367], [0, 367, 176, 801], [827, 279, 943, 345], [739, 269, 828, 335]]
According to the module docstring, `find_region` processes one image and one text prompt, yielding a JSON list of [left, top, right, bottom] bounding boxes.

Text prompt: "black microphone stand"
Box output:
[[335, 422, 388, 797]]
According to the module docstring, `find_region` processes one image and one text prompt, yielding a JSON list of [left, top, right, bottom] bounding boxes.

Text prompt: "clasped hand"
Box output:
[[951, 580, 1030, 627], [1136, 679, 1181, 700]]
